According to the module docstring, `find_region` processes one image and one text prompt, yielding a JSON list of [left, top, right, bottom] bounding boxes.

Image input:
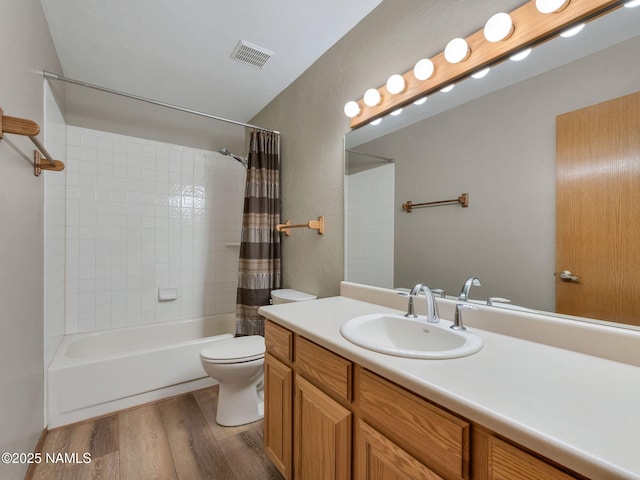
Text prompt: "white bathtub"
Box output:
[[48, 314, 236, 428]]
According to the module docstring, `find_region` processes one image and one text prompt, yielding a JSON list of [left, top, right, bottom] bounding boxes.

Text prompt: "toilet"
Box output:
[[199, 288, 316, 426]]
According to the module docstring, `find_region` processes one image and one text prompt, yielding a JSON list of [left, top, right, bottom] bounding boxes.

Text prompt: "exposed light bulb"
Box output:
[[390, 108, 403, 116], [484, 13, 514, 42], [625, 0, 640, 7], [363, 88, 382, 107], [386, 74, 406, 95], [413, 59, 435, 81], [444, 38, 470, 64], [471, 68, 490, 79], [440, 84, 455, 93], [344, 101, 361, 118], [370, 118, 382, 126], [413, 97, 428, 106], [560, 23, 585, 37], [510, 48, 532, 61], [535, 0, 570, 13]]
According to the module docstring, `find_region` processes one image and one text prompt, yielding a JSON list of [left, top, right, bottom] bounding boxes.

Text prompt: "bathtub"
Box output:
[[48, 313, 236, 428]]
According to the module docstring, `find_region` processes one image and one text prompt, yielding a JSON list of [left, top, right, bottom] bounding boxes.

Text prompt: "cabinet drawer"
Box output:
[[357, 368, 469, 480], [295, 336, 353, 403], [265, 320, 293, 364], [474, 431, 577, 480]]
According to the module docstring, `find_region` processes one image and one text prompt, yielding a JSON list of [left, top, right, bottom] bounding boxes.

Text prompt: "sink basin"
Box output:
[[340, 313, 483, 359]]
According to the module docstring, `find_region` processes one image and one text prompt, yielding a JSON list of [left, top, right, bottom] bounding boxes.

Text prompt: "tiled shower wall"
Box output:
[[63, 126, 245, 334], [346, 163, 394, 288]]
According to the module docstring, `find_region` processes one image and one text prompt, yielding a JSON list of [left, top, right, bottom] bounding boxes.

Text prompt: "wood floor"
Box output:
[[30, 386, 283, 480]]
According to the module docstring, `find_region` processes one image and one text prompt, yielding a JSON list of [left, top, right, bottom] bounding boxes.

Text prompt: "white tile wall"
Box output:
[[63, 126, 245, 334], [346, 163, 394, 288]]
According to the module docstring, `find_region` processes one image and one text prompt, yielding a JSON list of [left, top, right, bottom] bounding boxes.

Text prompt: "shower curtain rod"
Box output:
[[43, 71, 279, 135]]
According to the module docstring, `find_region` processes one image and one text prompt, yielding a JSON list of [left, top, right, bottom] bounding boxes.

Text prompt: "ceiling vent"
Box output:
[[230, 40, 273, 69]]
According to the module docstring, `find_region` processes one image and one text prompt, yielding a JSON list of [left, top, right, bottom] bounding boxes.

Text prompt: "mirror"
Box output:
[[345, 5, 640, 328]]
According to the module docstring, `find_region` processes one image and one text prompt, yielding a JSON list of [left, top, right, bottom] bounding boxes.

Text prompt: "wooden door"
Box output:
[[556, 91, 640, 325], [355, 420, 443, 480], [294, 375, 351, 480], [264, 353, 293, 479]]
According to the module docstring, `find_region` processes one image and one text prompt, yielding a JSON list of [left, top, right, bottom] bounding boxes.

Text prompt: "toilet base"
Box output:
[[215, 379, 264, 427]]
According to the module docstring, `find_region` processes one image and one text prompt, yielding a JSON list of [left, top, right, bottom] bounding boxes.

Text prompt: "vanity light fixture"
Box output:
[[560, 23, 585, 37], [390, 108, 403, 116], [444, 38, 470, 64], [625, 0, 640, 7], [483, 13, 514, 42], [440, 84, 455, 93], [386, 74, 406, 94], [346, 0, 623, 127], [413, 58, 435, 81], [343, 101, 361, 118], [413, 97, 428, 105], [510, 48, 532, 61], [535, 0, 571, 13], [363, 88, 382, 107], [471, 68, 490, 79]]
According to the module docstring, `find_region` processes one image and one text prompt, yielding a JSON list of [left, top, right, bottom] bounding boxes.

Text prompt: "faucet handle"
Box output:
[[431, 288, 446, 298], [487, 297, 511, 306], [451, 303, 478, 331], [398, 293, 418, 318]]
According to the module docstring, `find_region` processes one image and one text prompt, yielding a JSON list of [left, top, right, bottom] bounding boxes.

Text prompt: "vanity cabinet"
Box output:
[[471, 429, 577, 480], [264, 320, 582, 480], [356, 420, 445, 480], [264, 322, 294, 479], [357, 368, 469, 479], [265, 320, 352, 480], [294, 375, 351, 480], [264, 353, 293, 478]]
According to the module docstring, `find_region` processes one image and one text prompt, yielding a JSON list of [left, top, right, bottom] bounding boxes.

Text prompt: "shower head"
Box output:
[[218, 147, 248, 168]]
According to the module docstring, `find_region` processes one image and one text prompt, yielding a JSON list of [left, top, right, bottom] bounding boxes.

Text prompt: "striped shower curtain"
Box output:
[[235, 130, 281, 336]]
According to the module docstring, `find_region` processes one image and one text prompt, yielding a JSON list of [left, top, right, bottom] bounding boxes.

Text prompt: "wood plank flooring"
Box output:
[[30, 386, 284, 480]]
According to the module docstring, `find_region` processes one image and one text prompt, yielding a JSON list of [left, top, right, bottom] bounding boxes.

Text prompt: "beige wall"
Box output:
[[251, 0, 524, 298], [0, 1, 62, 478]]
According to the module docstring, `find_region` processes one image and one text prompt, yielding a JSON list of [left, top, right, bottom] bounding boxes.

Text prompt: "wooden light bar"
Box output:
[[349, 0, 623, 129]]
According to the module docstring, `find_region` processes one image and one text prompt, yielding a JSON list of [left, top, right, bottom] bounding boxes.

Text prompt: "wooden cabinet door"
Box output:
[[472, 429, 576, 480], [294, 375, 351, 480], [264, 353, 293, 479], [355, 420, 444, 480]]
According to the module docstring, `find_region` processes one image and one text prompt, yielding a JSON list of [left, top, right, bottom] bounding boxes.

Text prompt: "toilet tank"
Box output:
[[271, 289, 317, 304]]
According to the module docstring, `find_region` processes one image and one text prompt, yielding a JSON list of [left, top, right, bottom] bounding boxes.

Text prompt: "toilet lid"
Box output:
[[200, 335, 265, 363]]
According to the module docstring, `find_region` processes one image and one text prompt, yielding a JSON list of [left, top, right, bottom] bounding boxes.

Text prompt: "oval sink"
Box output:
[[340, 313, 483, 359]]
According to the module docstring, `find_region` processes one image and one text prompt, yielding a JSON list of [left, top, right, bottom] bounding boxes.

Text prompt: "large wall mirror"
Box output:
[[345, 5, 640, 329]]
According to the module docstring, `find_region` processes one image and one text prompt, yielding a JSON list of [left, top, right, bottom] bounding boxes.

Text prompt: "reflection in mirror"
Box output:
[[345, 5, 640, 329]]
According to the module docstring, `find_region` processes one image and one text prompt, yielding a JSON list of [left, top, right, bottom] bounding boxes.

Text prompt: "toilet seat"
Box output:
[[200, 336, 265, 364]]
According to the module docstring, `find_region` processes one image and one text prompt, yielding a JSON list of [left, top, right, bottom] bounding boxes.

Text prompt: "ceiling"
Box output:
[[40, 0, 383, 125]]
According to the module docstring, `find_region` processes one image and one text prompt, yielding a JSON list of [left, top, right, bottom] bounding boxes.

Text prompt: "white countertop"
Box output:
[[259, 293, 640, 480]]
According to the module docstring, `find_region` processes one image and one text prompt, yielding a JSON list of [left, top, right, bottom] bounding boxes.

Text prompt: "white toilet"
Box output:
[[199, 288, 316, 426]]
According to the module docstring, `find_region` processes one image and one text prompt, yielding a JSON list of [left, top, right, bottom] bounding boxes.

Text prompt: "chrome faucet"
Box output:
[[410, 283, 440, 323], [458, 277, 481, 302], [451, 304, 478, 331]]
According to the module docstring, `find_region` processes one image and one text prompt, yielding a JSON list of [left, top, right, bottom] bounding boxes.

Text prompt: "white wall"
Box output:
[[345, 163, 394, 288], [61, 127, 245, 333], [0, 1, 62, 478]]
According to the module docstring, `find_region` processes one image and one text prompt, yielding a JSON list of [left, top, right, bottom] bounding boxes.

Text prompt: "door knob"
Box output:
[[559, 270, 579, 282]]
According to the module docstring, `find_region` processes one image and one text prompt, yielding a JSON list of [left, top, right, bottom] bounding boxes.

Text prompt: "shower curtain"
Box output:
[[235, 130, 281, 336]]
